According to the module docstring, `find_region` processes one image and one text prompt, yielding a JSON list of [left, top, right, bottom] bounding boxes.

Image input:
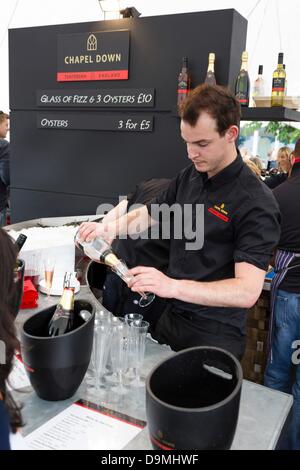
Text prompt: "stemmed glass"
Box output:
[[124, 314, 143, 382], [93, 322, 112, 393], [90, 308, 111, 373], [111, 259, 155, 308], [43, 258, 55, 297], [130, 320, 149, 387]]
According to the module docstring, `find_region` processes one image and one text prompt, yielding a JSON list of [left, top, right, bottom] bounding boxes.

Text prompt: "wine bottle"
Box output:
[[75, 234, 119, 269], [48, 272, 76, 337], [177, 57, 191, 109], [75, 230, 155, 307], [235, 51, 250, 107], [205, 53, 217, 86], [252, 65, 265, 100], [15, 233, 27, 253], [271, 53, 286, 107]]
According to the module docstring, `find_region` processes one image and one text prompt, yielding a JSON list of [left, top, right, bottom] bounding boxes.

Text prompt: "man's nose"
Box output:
[[187, 144, 199, 159]]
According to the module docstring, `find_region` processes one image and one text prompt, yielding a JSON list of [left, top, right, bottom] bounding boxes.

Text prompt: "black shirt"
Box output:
[[147, 153, 281, 333], [273, 164, 300, 293], [265, 172, 288, 189]]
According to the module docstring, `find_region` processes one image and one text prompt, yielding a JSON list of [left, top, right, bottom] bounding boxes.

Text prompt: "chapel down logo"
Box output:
[[57, 30, 130, 82], [208, 202, 230, 222], [87, 34, 97, 51]]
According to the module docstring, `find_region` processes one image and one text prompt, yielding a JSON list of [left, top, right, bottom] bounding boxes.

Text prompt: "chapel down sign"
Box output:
[[57, 30, 130, 82]]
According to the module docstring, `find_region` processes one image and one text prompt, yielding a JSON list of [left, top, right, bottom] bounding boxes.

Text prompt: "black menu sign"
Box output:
[[37, 112, 153, 132], [57, 30, 130, 82]]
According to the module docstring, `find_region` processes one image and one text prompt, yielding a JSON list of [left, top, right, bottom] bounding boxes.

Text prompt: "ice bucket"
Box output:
[[20, 299, 95, 401], [146, 346, 243, 450]]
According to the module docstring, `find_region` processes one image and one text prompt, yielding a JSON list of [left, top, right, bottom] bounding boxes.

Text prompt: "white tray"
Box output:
[[39, 277, 80, 296]]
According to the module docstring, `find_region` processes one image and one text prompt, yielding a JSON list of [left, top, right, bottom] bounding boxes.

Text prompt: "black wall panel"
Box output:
[[9, 9, 247, 222]]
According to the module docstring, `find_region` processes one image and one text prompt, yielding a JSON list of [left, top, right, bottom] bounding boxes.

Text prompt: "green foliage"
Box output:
[[240, 121, 300, 144], [240, 122, 263, 138], [264, 122, 300, 144]]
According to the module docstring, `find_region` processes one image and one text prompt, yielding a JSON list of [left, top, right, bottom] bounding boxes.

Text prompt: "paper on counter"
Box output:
[[7, 354, 31, 391], [24, 399, 146, 450]]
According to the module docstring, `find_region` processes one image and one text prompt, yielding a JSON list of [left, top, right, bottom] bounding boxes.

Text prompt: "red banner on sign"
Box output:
[[57, 70, 128, 82]]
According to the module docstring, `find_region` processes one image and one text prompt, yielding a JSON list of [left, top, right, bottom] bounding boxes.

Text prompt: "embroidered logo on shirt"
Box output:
[[208, 203, 229, 222]]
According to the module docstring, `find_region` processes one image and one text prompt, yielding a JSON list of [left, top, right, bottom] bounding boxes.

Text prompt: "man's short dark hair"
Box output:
[[180, 84, 241, 136]]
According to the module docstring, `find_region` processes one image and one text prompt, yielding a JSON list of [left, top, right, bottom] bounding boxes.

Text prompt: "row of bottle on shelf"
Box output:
[[177, 51, 287, 108]]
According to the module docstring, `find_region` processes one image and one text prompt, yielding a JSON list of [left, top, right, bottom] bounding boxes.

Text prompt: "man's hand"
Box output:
[[128, 266, 178, 299], [78, 221, 115, 243]]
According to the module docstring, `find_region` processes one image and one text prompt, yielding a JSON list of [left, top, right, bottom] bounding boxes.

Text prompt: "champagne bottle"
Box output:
[[177, 57, 191, 109], [235, 51, 250, 107], [75, 234, 119, 269], [75, 230, 155, 307], [205, 53, 217, 86], [252, 65, 265, 99], [48, 272, 76, 336], [271, 53, 286, 107]]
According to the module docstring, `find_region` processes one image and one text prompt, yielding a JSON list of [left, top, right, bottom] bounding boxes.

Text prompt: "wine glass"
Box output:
[[124, 314, 143, 381], [43, 258, 55, 297], [111, 260, 155, 308]]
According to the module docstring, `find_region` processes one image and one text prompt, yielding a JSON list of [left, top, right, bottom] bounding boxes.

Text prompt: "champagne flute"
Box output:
[[43, 258, 55, 297], [111, 260, 155, 308]]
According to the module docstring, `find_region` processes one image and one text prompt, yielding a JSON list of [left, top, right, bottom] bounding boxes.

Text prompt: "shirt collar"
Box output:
[[198, 151, 244, 189]]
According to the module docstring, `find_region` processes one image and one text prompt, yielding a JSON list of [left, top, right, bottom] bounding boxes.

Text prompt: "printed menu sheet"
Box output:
[[7, 353, 31, 391], [24, 399, 146, 450]]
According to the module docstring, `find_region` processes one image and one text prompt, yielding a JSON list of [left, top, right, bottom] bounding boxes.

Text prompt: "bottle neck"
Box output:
[[102, 251, 120, 268], [241, 60, 248, 72], [207, 62, 215, 73]]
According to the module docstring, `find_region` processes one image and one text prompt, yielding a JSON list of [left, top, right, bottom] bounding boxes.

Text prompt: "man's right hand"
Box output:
[[78, 221, 115, 244]]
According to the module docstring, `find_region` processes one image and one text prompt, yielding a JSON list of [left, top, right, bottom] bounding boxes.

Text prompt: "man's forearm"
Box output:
[[172, 277, 261, 309], [112, 204, 156, 237]]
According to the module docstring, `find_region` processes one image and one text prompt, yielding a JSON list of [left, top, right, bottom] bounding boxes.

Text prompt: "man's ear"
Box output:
[[290, 153, 295, 166], [226, 125, 239, 143]]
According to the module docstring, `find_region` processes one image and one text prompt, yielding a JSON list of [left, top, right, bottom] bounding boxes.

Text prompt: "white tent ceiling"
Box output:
[[1, 0, 299, 113]]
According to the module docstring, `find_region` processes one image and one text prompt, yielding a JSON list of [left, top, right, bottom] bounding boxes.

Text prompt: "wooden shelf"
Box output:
[[241, 107, 300, 122]]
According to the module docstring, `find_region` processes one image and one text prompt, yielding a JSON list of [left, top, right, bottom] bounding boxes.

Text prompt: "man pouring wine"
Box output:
[[79, 84, 281, 359]]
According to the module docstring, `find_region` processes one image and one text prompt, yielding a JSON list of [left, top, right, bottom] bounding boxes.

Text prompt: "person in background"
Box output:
[[265, 146, 292, 189], [79, 84, 281, 359], [0, 111, 10, 227], [264, 138, 300, 450], [249, 155, 263, 174], [0, 228, 23, 450], [244, 158, 262, 179]]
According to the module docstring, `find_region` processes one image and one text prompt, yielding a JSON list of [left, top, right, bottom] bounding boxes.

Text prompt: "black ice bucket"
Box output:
[[146, 346, 243, 450], [20, 299, 95, 401]]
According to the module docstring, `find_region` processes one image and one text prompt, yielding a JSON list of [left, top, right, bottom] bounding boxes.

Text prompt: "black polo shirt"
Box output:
[[273, 164, 300, 293], [147, 153, 281, 333]]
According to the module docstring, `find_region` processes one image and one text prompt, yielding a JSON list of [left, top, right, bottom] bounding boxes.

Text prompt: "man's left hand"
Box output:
[[127, 266, 178, 299]]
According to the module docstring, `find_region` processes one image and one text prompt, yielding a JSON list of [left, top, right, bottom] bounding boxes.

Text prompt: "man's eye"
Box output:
[[198, 143, 208, 148]]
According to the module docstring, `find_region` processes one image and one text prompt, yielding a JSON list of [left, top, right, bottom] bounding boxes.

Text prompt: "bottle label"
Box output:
[[178, 80, 188, 92], [235, 92, 249, 104], [272, 78, 285, 92]]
